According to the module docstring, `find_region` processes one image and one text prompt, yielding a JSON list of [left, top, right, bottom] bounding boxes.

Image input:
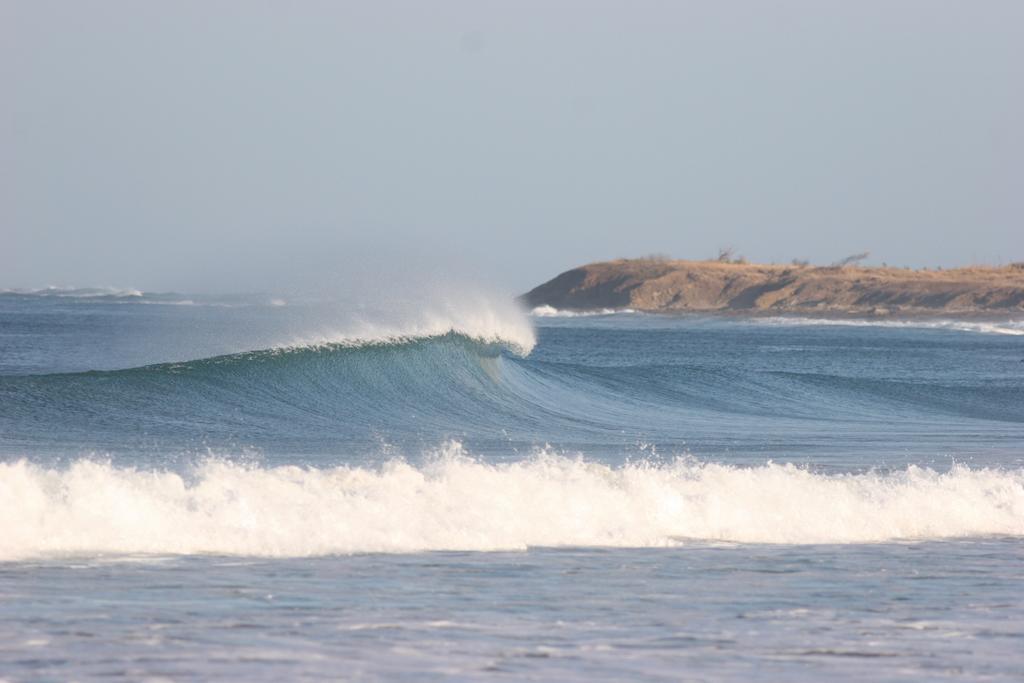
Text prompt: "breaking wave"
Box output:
[[1, 444, 1021, 560]]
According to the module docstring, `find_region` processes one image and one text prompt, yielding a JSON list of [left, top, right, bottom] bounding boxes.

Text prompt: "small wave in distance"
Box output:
[[531, 305, 637, 318], [754, 316, 1024, 336]]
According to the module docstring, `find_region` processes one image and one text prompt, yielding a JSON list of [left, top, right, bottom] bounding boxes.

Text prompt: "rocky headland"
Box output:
[[522, 259, 1024, 316]]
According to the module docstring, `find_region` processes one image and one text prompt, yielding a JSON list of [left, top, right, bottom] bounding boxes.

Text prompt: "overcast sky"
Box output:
[[4, 1, 1022, 294]]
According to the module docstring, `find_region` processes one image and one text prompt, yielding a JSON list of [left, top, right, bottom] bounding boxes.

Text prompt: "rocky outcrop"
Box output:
[[522, 259, 1024, 315]]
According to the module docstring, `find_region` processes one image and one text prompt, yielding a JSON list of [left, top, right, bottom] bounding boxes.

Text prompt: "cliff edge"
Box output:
[[522, 259, 1024, 316]]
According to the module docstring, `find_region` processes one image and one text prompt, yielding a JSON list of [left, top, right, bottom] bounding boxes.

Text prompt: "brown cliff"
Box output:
[[522, 259, 1024, 316]]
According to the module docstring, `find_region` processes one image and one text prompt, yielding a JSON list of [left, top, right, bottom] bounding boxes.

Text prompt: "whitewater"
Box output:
[[2, 449, 1022, 561], [1, 290, 1022, 680]]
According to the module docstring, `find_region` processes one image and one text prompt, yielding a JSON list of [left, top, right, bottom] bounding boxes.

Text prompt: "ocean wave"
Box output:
[[531, 305, 637, 318], [2, 445, 1021, 560], [0, 286, 209, 306], [1, 286, 145, 299], [754, 317, 1024, 336], [0, 330, 535, 451], [0, 287, 292, 308]]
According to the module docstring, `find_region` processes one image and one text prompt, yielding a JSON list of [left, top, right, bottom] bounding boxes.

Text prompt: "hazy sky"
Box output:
[[4, 1, 1022, 293]]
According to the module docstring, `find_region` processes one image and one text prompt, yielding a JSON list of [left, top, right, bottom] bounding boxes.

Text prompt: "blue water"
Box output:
[[1, 291, 1023, 680]]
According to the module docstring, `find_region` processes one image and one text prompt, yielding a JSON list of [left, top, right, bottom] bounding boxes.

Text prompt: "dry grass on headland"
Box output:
[[522, 258, 1024, 316]]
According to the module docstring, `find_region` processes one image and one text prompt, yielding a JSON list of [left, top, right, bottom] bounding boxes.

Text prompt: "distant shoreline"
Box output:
[[522, 258, 1024, 317], [531, 306, 1024, 323]]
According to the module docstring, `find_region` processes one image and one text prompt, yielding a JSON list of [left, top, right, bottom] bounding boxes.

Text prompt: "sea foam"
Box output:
[[2, 445, 1021, 561]]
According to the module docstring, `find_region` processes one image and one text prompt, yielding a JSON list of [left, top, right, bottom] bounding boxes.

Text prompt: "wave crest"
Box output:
[[275, 302, 535, 356], [2, 445, 1021, 561]]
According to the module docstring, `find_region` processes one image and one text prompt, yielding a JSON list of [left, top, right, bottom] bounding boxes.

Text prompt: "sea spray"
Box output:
[[278, 294, 536, 356]]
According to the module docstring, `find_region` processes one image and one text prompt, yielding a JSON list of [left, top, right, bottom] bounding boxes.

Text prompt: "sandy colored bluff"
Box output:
[[522, 258, 1024, 316]]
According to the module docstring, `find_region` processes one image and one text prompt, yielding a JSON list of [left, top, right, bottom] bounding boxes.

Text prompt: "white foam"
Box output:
[[531, 305, 637, 318], [2, 445, 1021, 560], [755, 317, 1024, 336]]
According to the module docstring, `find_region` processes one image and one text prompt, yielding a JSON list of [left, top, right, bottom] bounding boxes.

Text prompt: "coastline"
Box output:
[[522, 258, 1024, 318]]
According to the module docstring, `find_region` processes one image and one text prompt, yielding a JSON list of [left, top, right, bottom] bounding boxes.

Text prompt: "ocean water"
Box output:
[[1, 290, 1023, 681]]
